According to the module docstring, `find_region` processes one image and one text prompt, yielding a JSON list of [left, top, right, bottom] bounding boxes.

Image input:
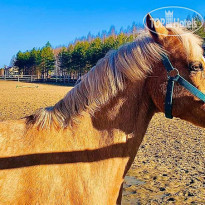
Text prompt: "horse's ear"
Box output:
[[146, 13, 168, 42]]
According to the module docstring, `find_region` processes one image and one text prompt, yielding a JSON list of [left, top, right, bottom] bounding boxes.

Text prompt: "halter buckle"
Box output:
[[167, 68, 179, 80]]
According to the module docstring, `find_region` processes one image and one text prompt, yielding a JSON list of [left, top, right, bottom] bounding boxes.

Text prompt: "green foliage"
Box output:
[[14, 51, 25, 72], [192, 15, 205, 38], [57, 32, 136, 76], [40, 46, 55, 76], [87, 37, 104, 69], [195, 24, 205, 38], [14, 42, 55, 77], [14, 31, 138, 77], [14, 42, 55, 76], [71, 41, 89, 74], [58, 47, 71, 72], [14, 19, 205, 78], [45, 41, 52, 48]]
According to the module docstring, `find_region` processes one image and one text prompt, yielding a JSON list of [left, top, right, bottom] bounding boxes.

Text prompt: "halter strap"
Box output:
[[161, 54, 205, 119]]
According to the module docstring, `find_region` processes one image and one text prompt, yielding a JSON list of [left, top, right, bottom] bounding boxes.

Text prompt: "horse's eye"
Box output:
[[189, 62, 203, 72]]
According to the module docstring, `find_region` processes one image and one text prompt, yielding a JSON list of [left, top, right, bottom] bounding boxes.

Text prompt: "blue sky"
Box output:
[[0, 0, 205, 68]]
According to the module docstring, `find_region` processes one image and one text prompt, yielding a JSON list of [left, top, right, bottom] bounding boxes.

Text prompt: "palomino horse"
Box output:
[[0, 14, 205, 204]]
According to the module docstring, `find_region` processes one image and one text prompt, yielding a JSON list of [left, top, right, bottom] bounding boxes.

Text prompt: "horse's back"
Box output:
[[0, 119, 30, 204], [0, 120, 77, 204], [0, 118, 124, 204]]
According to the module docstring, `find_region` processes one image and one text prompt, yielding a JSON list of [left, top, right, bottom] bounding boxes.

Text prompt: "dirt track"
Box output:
[[0, 81, 204, 205]]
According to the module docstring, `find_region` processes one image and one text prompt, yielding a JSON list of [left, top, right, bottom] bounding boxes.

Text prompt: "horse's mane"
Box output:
[[27, 28, 202, 129], [167, 26, 203, 59]]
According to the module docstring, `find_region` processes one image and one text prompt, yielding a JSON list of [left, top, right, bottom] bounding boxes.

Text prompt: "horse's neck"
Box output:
[[90, 80, 155, 146]]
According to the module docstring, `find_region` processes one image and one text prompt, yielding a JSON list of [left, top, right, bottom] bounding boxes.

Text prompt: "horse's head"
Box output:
[[146, 14, 205, 127]]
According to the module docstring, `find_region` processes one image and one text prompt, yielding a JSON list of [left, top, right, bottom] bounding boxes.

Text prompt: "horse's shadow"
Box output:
[[0, 138, 135, 170]]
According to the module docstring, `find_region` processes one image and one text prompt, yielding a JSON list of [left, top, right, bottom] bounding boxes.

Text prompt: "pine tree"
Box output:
[[71, 41, 89, 77], [40, 43, 55, 79], [87, 37, 103, 68]]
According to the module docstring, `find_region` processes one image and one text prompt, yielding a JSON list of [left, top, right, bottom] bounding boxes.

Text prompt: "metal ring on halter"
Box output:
[[167, 68, 179, 80]]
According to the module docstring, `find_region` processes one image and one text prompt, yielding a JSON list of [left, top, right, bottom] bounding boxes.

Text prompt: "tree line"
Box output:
[[13, 28, 138, 79], [14, 42, 55, 78], [12, 18, 205, 79], [58, 32, 137, 78]]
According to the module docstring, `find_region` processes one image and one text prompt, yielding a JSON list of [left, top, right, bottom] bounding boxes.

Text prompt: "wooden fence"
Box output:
[[0, 75, 38, 82], [0, 75, 78, 84]]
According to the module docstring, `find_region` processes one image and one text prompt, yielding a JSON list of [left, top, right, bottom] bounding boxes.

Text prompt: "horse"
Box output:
[[0, 14, 205, 204]]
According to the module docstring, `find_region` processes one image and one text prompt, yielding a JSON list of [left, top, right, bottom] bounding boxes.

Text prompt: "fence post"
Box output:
[[31, 75, 33, 82], [18, 75, 19, 82], [63, 75, 65, 84]]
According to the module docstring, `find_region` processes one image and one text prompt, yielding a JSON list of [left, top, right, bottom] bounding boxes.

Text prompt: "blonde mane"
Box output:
[[27, 31, 183, 129], [167, 26, 203, 60]]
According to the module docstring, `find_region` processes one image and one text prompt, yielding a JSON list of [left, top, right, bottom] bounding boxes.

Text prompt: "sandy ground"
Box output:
[[0, 81, 204, 205]]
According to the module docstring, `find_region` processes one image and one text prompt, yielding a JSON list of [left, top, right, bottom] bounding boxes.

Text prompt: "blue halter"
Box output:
[[161, 54, 205, 119]]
